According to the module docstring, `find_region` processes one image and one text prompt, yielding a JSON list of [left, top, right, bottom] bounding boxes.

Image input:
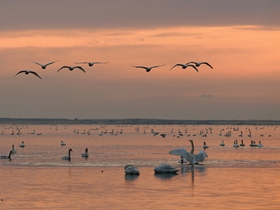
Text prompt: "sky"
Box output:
[[0, 0, 279, 120]]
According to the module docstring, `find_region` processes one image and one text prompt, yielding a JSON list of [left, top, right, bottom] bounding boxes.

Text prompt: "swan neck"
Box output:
[[190, 140, 194, 154]]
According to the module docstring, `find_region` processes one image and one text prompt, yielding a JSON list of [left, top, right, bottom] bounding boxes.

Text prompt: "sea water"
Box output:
[[0, 124, 280, 209]]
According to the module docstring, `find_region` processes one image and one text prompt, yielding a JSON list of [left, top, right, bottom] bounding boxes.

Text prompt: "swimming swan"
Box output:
[[220, 140, 225, 146], [154, 163, 178, 173], [19, 141, 25, 148], [124, 165, 140, 174], [1, 151, 13, 160], [12, 144, 17, 154], [169, 140, 208, 165], [81, 148, 89, 158], [61, 141, 66, 146], [62, 148, 73, 161], [203, 141, 209, 149]]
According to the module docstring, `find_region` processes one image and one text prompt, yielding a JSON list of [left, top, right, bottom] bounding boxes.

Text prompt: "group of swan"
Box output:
[[124, 163, 178, 175], [14, 60, 212, 79], [61, 148, 89, 161]]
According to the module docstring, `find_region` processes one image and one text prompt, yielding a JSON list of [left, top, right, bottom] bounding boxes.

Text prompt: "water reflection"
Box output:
[[125, 174, 140, 181], [154, 172, 178, 180]]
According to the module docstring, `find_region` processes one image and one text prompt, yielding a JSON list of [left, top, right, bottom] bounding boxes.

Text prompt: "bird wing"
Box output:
[[13, 70, 26, 77], [194, 150, 208, 162], [186, 61, 196, 65], [151, 64, 166, 69], [169, 148, 190, 160], [186, 64, 199, 72], [132, 65, 147, 69], [201, 62, 213, 69], [57, 66, 69, 72], [30, 71, 42, 79], [45, 60, 59, 66], [74, 62, 88, 64], [74, 66, 86, 72], [30, 61, 43, 67], [170, 64, 183, 70]]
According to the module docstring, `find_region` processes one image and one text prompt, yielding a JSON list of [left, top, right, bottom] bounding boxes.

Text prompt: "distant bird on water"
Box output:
[[30, 60, 59, 69], [74, 61, 109, 67], [186, 61, 213, 69], [170, 63, 198, 72], [14, 70, 42, 79], [57, 66, 86, 73], [131, 64, 165, 72]]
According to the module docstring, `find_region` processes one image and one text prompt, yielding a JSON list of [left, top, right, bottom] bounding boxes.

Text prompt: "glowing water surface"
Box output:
[[0, 124, 280, 209]]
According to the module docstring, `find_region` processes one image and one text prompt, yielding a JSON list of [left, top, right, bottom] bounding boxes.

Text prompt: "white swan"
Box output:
[[154, 163, 178, 173], [131, 64, 165, 72], [169, 139, 208, 165], [62, 148, 72, 161], [1, 151, 13, 160], [203, 141, 209, 149], [220, 140, 225, 146], [74, 61, 109, 67], [233, 140, 239, 147], [57, 66, 85, 73], [12, 144, 17, 154], [81, 148, 89, 158], [14, 70, 42, 79], [19, 141, 25, 148], [124, 165, 140, 174], [186, 61, 213, 69], [170, 63, 198, 72], [30, 60, 59, 69], [60, 141, 66, 146]]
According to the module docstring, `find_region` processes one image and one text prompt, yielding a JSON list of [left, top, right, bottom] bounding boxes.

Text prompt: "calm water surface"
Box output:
[[0, 124, 280, 209]]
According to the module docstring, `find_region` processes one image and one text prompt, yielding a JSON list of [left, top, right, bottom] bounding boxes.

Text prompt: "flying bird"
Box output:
[[30, 60, 59, 69], [170, 63, 199, 72], [74, 61, 109, 67], [57, 66, 86, 73], [14, 70, 42, 79], [131, 64, 165, 72], [186, 61, 213, 69]]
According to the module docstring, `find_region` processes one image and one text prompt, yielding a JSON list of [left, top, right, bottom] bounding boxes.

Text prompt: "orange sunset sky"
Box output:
[[0, 0, 279, 120]]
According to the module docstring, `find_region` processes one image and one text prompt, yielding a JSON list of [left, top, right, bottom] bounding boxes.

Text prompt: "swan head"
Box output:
[[69, 148, 73, 152]]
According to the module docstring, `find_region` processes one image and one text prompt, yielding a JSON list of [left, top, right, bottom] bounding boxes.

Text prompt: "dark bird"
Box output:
[[30, 60, 59, 69], [132, 64, 165, 72], [57, 66, 86, 73], [14, 70, 42, 79], [74, 61, 109, 67], [186, 61, 213, 69], [170, 63, 198, 72]]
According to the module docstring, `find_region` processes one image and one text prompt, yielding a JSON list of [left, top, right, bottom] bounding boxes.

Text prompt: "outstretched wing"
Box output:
[[30, 71, 42, 79], [170, 63, 183, 71], [186, 64, 199, 72], [194, 150, 208, 162], [13, 70, 26, 77], [30, 61, 43, 67], [201, 62, 213, 69], [169, 148, 190, 161], [151, 64, 165, 69], [57, 66, 69, 72], [74, 66, 86, 72], [45, 60, 59, 66], [74, 62, 88, 64], [132, 65, 147, 69]]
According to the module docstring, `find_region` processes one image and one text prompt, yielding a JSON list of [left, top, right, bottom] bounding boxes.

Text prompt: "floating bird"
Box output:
[[154, 163, 178, 173], [14, 70, 42, 79], [74, 61, 109, 67], [81, 148, 89, 158], [186, 61, 213, 69], [12, 144, 17, 154], [131, 64, 165, 72], [240, 140, 245, 147], [220, 140, 225, 146], [233, 140, 239, 148], [62, 148, 73, 161], [30, 60, 59, 69], [60, 141, 66, 146], [124, 165, 140, 174], [258, 141, 263, 148], [169, 140, 208, 165], [203, 142, 209, 149], [1, 151, 13, 160], [19, 141, 25, 148], [57, 66, 85, 73], [170, 63, 198, 72]]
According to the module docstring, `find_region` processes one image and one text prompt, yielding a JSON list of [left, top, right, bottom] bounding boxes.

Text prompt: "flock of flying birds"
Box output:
[[13, 60, 213, 79]]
